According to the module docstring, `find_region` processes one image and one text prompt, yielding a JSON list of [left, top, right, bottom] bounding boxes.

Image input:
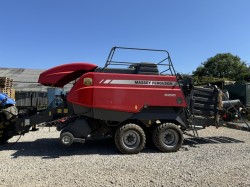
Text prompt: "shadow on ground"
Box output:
[[0, 136, 244, 159], [184, 136, 244, 147], [0, 137, 118, 159]]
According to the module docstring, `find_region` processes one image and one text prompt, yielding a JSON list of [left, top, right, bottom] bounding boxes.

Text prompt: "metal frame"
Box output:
[[103, 46, 177, 76]]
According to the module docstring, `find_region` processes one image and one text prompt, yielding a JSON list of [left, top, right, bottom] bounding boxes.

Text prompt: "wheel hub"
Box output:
[[62, 136, 71, 144], [125, 134, 136, 145], [122, 130, 140, 149], [161, 129, 179, 147], [164, 133, 175, 144]]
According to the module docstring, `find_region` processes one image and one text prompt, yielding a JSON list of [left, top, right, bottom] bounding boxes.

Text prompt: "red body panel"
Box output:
[[38, 63, 97, 87], [67, 72, 187, 113]]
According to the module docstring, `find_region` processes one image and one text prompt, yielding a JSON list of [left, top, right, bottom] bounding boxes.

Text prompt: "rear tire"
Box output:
[[60, 131, 74, 147], [115, 123, 146, 154], [152, 123, 183, 152]]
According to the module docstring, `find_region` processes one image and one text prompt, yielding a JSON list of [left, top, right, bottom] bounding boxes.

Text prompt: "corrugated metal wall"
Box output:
[[15, 91, 48, 107], [224, 83, 250, 108], [246, 84, 250, 107]]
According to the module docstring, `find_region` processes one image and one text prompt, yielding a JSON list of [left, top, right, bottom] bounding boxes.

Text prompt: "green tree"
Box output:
[[193, 53, 248, 81]]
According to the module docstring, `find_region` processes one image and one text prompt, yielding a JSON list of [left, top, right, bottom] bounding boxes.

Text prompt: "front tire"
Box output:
[[60, 131, 74, 147], [153, 123, 183, 152], [115, 123, 146, 154]]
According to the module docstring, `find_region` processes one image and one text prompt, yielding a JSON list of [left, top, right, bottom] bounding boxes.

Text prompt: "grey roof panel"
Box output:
[[0, 68, 72, 92]]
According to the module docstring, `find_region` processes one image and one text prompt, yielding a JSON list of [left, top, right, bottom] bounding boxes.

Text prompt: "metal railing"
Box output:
[[103, 46, 177, 76]]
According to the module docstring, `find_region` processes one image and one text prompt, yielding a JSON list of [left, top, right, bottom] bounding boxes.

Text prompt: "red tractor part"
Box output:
[[38, 63, 97, 87]]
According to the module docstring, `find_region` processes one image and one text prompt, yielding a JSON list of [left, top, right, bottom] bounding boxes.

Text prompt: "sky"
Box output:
[[0, 0, 250, 74]]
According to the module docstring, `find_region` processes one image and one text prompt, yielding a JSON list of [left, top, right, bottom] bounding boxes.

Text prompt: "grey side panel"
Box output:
[[72, 104, 93, 117], [93, 108, 133, 122], [131, 107, 188, 128], [72, 104, 133, 122], [72, 104, 187, 127]]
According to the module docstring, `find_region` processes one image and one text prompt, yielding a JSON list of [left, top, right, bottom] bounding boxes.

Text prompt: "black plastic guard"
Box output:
[[131, 106, 188, 128], [62, 118, 92, 138]]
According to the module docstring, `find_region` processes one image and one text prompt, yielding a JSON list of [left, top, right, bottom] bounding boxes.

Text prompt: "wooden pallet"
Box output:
[[0, 88, 15, 100], [0, 77, 13, 88]]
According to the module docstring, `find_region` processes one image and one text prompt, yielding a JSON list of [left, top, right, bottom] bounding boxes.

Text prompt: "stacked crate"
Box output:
[[0, 77, 15, 100], [0, 77, 15, 141]]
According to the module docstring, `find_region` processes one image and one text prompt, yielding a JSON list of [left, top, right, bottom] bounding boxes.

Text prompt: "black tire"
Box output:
[[115, 123, 146, 154], [60, 131, 74, 147], [152, 123, 183, 152]]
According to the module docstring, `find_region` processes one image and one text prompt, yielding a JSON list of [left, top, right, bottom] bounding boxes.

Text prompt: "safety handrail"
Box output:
[[104, 46, 176, 76]]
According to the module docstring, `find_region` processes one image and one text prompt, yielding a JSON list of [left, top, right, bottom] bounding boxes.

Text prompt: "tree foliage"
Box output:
[[193, 53, 249, 81]]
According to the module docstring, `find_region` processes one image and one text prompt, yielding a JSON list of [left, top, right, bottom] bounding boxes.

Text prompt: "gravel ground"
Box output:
[[0, 126, 249, 187]]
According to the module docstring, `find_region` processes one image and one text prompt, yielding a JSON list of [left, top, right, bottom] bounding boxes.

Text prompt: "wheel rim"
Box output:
[[160, 129, 179, 147], [62, 135, 71, 145], [122, 130, 141, 149]]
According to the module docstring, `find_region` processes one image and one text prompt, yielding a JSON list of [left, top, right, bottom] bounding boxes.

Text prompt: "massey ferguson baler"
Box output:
[[0, 47, 222, 154]]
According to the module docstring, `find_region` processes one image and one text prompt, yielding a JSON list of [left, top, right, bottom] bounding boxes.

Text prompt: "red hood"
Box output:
[[38, 63, 97, 87]]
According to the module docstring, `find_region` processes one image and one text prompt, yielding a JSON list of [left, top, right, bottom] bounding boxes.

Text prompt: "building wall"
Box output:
[[15, 91, 48, 108], [0, 68, 73, 109]]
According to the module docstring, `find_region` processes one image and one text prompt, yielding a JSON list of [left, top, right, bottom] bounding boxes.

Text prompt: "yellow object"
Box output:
[[63, 109, 68, 113]]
